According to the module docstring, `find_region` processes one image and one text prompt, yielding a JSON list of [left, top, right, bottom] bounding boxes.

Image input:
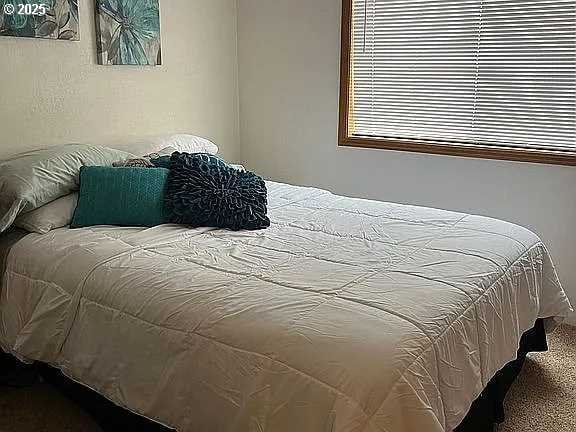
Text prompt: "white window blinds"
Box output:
[[350, 0, 576, 152]]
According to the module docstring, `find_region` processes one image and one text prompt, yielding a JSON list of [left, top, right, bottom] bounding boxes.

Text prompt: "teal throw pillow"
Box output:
[[71, 167, 170, 228]]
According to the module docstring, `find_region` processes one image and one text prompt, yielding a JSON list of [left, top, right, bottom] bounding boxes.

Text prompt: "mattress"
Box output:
[[0, 181, 572, 432]]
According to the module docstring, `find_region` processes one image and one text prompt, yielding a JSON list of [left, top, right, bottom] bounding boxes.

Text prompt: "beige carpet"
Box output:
[[498, 324, 576, 431], [0, 325, 574, 432]]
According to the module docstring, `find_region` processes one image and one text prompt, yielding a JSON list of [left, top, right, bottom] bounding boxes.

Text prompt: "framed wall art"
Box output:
[[0, 0, 79, 40], [95, 0, 162, 66]]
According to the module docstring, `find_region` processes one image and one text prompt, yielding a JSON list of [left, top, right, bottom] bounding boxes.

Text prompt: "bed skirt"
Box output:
[[455, 318, 548, 432], [35, 319, 548, 432]]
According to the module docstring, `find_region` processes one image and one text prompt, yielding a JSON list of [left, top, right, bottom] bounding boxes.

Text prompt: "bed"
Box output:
[[0, 181, 572, 432]]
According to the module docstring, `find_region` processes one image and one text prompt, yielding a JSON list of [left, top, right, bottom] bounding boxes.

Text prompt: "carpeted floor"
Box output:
[[0, 325, 574, 432], [498, 324, 576, 431]]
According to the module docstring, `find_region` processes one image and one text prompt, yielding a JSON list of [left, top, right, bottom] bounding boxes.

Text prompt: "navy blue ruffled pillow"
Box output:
[[165, 153, 270, 231]]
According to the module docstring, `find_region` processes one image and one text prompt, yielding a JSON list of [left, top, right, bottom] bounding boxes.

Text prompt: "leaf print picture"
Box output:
[[0, 0, 79, 40], [95, 0, 162, 66]]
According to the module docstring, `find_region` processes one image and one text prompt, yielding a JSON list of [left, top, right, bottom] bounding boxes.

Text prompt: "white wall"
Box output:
[[0, 0, 240, 161], [238, 0, 576, 323]]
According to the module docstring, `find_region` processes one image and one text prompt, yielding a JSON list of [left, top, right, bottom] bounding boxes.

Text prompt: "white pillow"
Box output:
[[157, 135, 218, 155], [14, 193, 78, 234], [0, 144, 132, 233], [114, 135, 218, 157]]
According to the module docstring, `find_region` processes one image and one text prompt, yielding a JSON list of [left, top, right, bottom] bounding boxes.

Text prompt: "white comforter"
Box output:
[[0, 182, 572, 432]]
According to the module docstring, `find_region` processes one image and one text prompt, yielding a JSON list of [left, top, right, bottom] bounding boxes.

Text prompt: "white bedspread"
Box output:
[[0, 182, 572, 432]]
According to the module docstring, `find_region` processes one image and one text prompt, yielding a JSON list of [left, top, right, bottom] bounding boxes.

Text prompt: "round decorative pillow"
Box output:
[[165, 153, 270, 231]]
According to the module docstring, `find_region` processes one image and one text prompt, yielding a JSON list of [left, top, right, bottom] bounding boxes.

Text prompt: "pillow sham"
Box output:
[[158, 135, 218, 155], [0, 144, 133, 233], [112, 135, 218, 157], [14, 193, 78, 234], [165, 153, 270, 231], [71, 167, 170, 228]]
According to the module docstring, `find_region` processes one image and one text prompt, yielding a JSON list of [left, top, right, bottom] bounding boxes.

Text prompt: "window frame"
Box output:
[[338, 0, 576, 166]]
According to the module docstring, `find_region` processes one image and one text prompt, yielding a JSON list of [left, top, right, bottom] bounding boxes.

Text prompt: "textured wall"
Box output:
[[0, 0, 240, 161], [238, 0, 576, 323]]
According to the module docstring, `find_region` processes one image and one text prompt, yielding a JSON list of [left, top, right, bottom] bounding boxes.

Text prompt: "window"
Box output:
[[339, 0, 576, 165]]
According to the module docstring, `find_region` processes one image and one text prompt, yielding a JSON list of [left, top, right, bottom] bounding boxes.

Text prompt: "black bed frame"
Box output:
[[1, 319, 548, 432]]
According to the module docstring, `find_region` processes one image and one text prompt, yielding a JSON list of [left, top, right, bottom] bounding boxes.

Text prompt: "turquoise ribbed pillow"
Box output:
[[71, 167, 170, 228]]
